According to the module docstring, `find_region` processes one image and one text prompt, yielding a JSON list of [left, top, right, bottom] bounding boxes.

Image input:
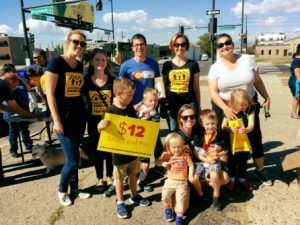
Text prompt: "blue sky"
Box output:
[[0, 0, 299, 49]]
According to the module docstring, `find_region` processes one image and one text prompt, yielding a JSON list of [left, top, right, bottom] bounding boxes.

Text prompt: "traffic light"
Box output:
[[96, 0, 102, 11], [179, 26, 184, 34], [208, 18, 217, 33], [241, 34, 247, 45], [77, 15, 82, 26], [29, 33, 34, 43]]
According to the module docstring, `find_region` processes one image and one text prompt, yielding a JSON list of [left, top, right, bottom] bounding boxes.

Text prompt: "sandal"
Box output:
[[291, 114, 300, 119], [95, 179, 105, 192], [106, 177, 113, 186]]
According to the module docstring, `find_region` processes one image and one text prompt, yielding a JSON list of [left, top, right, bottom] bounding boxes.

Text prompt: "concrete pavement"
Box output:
[[0, 66, 300, 225]]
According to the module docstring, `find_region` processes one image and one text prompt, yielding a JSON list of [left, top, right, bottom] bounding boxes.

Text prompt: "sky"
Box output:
[[0, 0, 299, 49]]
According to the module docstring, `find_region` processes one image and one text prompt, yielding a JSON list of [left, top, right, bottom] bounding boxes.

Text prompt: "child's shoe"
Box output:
[[241, 180, 253, 192], [165, 208, 173, 222], [58, 192, 72, 206], [116, 202, 128, 219], [103, 185, 115, 197], [70, 189, 91, 199], [129, 194, 150, 206], [175, 215, 184, 225], [213, 197, 222, 211]]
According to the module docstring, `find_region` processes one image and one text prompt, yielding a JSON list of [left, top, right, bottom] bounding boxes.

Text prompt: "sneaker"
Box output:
[[103, 185, 115, 197], [253, 169, 272, 186], [226, 180, 235, 191], [241, 181, 253, 192], [165, 208, 173, 222], [139, 181, 153, 192], [129, 194, 150, 206], [58, 192, 72, 206], [213, 197, 222, 211], [70, 189, 91, 199], [116, 202, 128, 219], [10, 152, 18, 158], [175, 216, 184, 225]]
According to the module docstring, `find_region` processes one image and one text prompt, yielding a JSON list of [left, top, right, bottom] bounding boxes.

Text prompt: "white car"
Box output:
[[201, 53, 209, 61], [157, 56, 172, 65]]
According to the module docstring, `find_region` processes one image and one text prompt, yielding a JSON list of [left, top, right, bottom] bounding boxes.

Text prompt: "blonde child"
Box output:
[[222, 89, 255, 192], [136, 88, 163, 192], [97, 78, 150, 219], [160, 133, 194, 225], [196, 109, 229, 211]]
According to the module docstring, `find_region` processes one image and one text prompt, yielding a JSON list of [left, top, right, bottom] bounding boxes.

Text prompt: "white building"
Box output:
[[256, 33, 286, 45]]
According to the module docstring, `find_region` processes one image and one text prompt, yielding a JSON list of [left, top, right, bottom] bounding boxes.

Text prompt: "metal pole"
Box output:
[[109, 0, 115, 58], [245, 14, 248, 53], [211, 0, 216, 63], [20, 0, 32, 64], [240, 0, 244, 53]]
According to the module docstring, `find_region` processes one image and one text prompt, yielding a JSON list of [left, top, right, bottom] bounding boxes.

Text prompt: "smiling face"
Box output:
[[201, 116, 217, 135], [180, 108, 197, 130], [216, 36, 234, 58], [173, 36, 188, 57], [67, 32, 86, 57], [91, 52, 108, 71], [132, 37, 147, 59]]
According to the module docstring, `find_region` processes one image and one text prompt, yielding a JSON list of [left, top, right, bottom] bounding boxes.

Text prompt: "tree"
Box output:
[[196, 33, 211, 57]]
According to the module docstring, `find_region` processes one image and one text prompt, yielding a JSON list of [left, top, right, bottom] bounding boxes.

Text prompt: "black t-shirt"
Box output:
[[46, 56, 85, 113], [82, 75, 114, 123], [235, 104, 256, 127], [105, 104, 138, 166], [162, 59, 200, 113]]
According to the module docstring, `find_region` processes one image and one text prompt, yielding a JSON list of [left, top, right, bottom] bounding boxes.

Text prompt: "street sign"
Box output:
[[32, 14, 47, 21], [220, 25, 236, 31], [206, 9, 220, 15], [31, 6, 53, 15]]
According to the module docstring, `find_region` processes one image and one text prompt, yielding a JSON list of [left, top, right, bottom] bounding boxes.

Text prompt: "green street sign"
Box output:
[[32, 14, 47, 21], [220, 25, 236, 31], [31, 6, 53, 15]]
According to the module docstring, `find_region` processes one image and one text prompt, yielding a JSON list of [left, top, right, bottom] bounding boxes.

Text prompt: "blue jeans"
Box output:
[[57, 110, 86, 193], [8, 122, 33, 154]]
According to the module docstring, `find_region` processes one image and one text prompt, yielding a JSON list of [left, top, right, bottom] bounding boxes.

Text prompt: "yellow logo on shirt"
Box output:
[[65, 72, 83, 97], [89, 90, 112, 116], [169, 68, 190, 93]]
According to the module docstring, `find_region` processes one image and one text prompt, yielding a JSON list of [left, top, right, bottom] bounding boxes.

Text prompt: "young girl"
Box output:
[[160, 133, 194, 225], [82, 48, 114, 194], [222, 89, 255, 192], [196, 109, 229, 211]]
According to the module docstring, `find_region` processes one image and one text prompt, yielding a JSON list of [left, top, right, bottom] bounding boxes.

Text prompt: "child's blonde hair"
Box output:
[[230, 89, 252, 110], [143, 87, 158, 100], [113, 77, 135, 95], [199, 109, 218, 127], [163, 133, 184, 152]]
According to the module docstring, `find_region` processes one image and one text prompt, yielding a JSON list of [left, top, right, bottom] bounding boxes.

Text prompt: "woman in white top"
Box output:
[[208, 33, 272, 186]]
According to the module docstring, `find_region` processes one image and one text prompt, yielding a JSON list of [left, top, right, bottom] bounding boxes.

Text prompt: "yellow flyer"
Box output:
[[228, 118, 252, 155], [97, 113, 160, 158]]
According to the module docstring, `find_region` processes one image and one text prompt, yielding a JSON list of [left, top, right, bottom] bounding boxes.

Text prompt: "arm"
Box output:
[[6, 99, 37, 117], [208, 79, 236, 120], [193, 72, 201, 110], [97, 119, 111, 133], [45, 71, 63, 134], [253, 70, 271, 112], [188, 164, 194, 182], [294, 68, 300, 81], [240, 112, 255, 134]]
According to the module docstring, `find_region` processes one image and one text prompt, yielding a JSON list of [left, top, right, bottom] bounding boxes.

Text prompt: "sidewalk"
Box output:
[[0, 72, 300, 225]]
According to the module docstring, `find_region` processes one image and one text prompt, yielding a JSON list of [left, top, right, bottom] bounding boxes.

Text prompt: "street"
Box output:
[[0, 62, 299, 225]]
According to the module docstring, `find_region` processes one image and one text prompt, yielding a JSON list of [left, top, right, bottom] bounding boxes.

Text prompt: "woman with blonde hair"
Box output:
[[45, 29, 91, 206]]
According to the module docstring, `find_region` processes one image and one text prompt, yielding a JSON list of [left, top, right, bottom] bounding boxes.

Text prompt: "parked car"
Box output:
[[157, 56, 172, 65], [201, 53, 209, 61]]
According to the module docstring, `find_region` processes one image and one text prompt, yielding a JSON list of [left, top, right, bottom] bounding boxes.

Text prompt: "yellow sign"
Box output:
[[97, 113, 160, 158], [228, 118, 252, 154], [64, 2, 94, 23]]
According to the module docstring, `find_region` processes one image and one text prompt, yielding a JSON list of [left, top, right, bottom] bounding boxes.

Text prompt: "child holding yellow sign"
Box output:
[[222, 89, 254, 192]]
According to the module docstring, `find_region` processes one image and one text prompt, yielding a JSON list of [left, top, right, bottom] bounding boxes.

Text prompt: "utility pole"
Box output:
[[240, 0, 245, 53], [109, 0, 115, 58], [210, 0, 216, 63], [20, 0, 32, 65]]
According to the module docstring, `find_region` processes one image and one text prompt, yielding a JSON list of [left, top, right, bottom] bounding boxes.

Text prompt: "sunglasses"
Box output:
[[216, 40, 233, 49], [33, 56, 40, 59], [181, 114, 196, 121], [174, 42, 187, 48], [70, 39, 87, 48]]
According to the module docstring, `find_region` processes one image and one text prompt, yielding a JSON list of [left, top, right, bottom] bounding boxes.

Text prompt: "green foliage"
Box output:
[[196, 33, 211, 57]]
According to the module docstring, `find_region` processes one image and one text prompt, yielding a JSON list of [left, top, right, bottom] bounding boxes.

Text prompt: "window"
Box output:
[[276, 50, 279, 55], [261, 50, 264, 55], [283, 49, 288, 56], [0, 54, 10, 60], [269, 50, 272, 55], [0, 40, 8, 47]]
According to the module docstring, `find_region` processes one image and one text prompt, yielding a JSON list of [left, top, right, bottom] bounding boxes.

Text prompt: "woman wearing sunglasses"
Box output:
[[208, 33, 272, 187], [162, 33, 201, 132], [45, 30, 90, 206]]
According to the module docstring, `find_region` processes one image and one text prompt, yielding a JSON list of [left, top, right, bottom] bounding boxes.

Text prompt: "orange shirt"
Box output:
[[160, 151, 193, 181]]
